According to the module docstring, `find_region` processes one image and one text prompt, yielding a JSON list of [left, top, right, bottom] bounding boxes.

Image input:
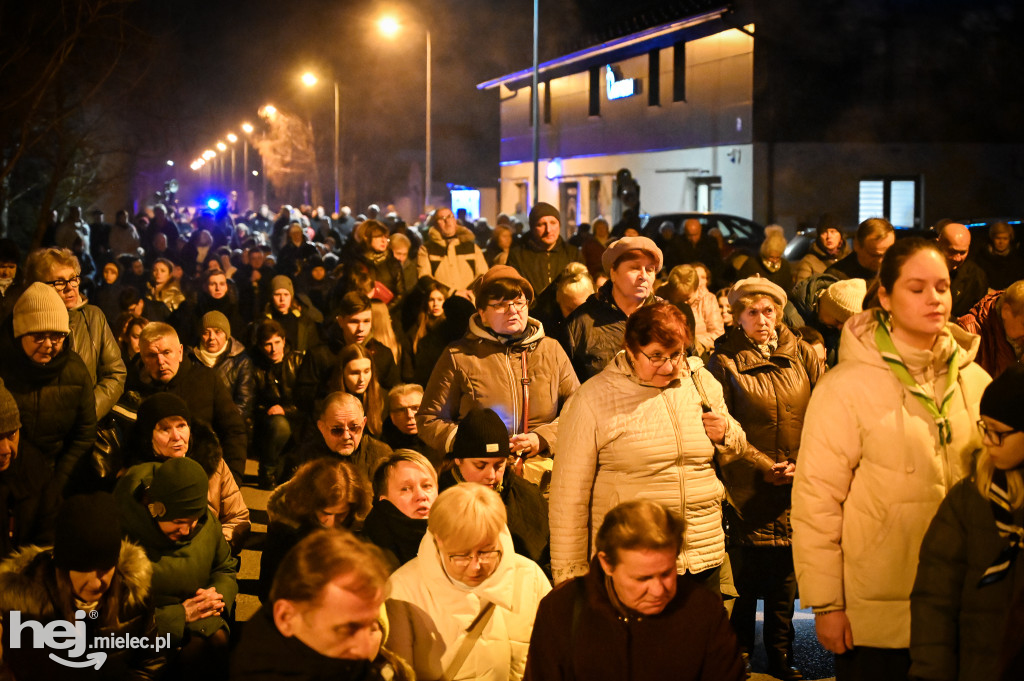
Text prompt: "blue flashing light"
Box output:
[[207, 198, 221, 210]]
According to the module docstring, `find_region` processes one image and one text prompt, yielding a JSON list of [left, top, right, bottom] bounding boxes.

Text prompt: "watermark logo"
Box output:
[[6, 609, 170, 669]]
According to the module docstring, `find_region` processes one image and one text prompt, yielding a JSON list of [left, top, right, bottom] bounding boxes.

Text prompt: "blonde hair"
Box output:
[[975, 450, 1024, 509], [372, 450, 438, 498], [139, 322, 179, 348], [369, 300, 401, 365], [428, 484, 506, 551], [25, 248, 81, 283]]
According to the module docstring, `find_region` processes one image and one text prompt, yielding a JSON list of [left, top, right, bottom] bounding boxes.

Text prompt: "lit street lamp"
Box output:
[[241, 122, 254, 212], [226, 133, 238, 196], [301, 71, 342, 215], [380, 15, 431, 213]]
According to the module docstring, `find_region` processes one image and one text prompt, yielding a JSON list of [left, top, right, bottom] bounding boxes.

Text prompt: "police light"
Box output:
[[207, 199, 221, 210]]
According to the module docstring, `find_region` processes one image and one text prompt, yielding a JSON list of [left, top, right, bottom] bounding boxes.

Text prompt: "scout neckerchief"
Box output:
[[978, 468, 1024, 587]]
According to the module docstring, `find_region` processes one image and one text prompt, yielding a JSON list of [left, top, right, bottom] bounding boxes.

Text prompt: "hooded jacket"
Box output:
[[549, 352, 756, 584], [794, 238, 851, 283], [791, 310, 991, 649], [68, 299, 126, 418], [506, 234, 581, 301], [385, 528, 551, 681], [0, 541, 164, 680], [706, 325, 822, 546], [416, 225, 489, 293], [417, 315, 579, 455]]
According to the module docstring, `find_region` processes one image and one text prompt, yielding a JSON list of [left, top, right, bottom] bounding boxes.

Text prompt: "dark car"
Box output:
[[640, 212, 766, 255]]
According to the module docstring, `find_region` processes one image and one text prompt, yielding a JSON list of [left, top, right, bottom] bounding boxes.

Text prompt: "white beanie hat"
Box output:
[[818, 278, 867, 324], [13, 282, 70, 338]]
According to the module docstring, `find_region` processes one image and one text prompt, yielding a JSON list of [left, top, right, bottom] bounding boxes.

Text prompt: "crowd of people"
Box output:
[[1, 199, 1023, 681]]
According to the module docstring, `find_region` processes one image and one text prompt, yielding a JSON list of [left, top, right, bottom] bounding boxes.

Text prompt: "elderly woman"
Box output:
[[550, 302, 771, 592], [25, 247, 126, 418], [657, 264, 725, 352], [737, 231, 794, 292], [362, 449, 439, 568], [188, 310, 254, 435], [792, 238, 990, 680], [0, 282, 96, 496], [525, 500, 744, 681], [418, 265, 579, 477], [706, 276, 822, 680], [386, 483, 551, 681], [128, 393, 251, 554], [259, 457, 372, 601]]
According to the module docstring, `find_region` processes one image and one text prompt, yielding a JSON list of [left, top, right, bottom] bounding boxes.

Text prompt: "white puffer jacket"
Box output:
[[385, 528, 551, 681], [791, 310, 991, 649], [549, 352, 750, 584]]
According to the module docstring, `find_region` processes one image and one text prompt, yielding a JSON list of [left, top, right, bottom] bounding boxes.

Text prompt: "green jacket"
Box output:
[[114, 462, 238, 643]]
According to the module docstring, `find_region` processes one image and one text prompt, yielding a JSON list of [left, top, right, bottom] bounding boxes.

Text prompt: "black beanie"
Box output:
[[528, 202, 560, 230], [449, 407, 511, 460], [980, 364, 1024, 432], [53, 493, 122, 572], [133, 393, 191, 449], [147, 457, 209, 521]]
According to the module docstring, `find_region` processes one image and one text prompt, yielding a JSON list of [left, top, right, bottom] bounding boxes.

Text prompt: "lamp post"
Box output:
[[300, 72, 341, 215], [226, 133, 238, 197], [380, 16, 431, 213], [216, 142, 227, 187], [241, 122, 253, 213]]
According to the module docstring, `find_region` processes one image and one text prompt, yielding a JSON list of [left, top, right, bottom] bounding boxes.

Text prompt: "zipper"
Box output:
[[503, 345, 520, 435], [660, 390, 687, 571]]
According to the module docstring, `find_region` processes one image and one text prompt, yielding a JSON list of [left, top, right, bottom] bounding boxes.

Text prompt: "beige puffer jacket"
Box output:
[[549, 352, 751, 584], [791, 310, 991, 649]]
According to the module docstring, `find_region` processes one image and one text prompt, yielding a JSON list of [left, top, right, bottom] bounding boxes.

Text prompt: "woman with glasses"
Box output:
[[550, 302, 765, 594], [706, 276, 822, 680], [24, 247, 126, 419], [386, 483, 551, 681], [792, 238, 990, 681], [418, 265, 579, 477], [911, 365, 1024, 681], [0, 282, 96, 498]]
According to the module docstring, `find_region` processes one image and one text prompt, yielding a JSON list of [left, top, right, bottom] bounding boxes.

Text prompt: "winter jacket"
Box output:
[[957, 290, 1018, 379], [549, 352, 757, 584], [523, 556, 745, 681], [360, 498, 428, 570], [68, 300, 126, 418], [296, 327, 400, 412], [910, 475, 1024, 681], [257, 305, 319, 354], [147, 280, 185, 313], [0, 541, 165, 680], [950, 260, 989, 319], [506, 234, 582, 301], [969, 245, 1024, 291], [416, 225, 489, 293], [706, 325, 821, 546], [791, 310, 991, 649], [736, 256, 794, 294], [418, 316, 579, 456], [281, 425, 393, 485], [252, 347, 304, 425], [561, 281, 660, 382], [122, 358, 248, 484], [690, 288, 726, 349], [357, 249, 406, 303], [169, 290, 246, 348], [0, 439, 57, 559], [0, 319, 97, 495], [794, 239, 850, 284], [114, 462, 238, 644], [189, 337, 255, 431], [386, 528, 551, 681], [207, 457, 250, 553]]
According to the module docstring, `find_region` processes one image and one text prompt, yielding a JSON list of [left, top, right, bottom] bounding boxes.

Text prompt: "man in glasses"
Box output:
[[417, 206, 489, 295], [283, 392, 392, 483]]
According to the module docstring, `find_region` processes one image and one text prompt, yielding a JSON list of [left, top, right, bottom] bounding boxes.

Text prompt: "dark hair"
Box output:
[[476, 278, 527, 309], [336, 291, 372, 318], [118, 286, 143, 310], [794, 325, 825, 346], [269, 528, 389, 605], [855, 217, 894, 245], [277, 458, 371, 530], [595, 500, 684, 568], [623, 302, 690, 354], [362, 219, 389, 240], [877, 237, 945, 293], [256, 319, 287, 345]]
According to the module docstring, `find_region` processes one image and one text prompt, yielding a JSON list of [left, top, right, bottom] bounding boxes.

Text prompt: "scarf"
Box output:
[[745, 329, 779, 360], [196, 341, 230, 367], [874, 309, 959, 445], [978, 468, 1024, 587]]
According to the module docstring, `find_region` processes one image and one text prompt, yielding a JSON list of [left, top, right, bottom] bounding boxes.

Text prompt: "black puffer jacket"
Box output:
[[189, 337, 255, 432], [252, 347, 304, 423], [0, 319, 97, 494], [706, 325, 821, 546], [506, 233, 581, 300], [561, 280, 660, 382]]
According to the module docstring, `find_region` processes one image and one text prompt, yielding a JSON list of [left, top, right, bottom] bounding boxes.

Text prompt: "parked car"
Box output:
[[640, 212, 767, 256]]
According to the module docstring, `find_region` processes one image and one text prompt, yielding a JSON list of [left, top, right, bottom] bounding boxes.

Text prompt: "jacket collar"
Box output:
[[414, 528, 519, 610], [426, 225, 476, 247], [467, 313, 545, 347]]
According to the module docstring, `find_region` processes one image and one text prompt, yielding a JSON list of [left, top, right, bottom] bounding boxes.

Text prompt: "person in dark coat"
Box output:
[[188, 310, 255, 435], [939, 222, 989, 318], [438, 408, 550, 572], [0, 238, 24, 323], [956, 284, 1024, 380], [353, 220, 406, 305], [825, 217, 895, 283], [910, 366, 1024, 681], [362, 450, 436, 569], [736, 232, 794, 293], [255, 275, 320, 353], [93, 260, 127, 328], [0, 283, 96, 496], [259, 457, 371, 602], [506, 203, 583, 303], [251, 319, 306, 489], [0, 493, 165, 680], [970, 221, 1024, 291], [119, 322, 247, 485], [169, 269, 246, 348], [380, 384, 441, 467], [675, 218, 725, 289], [707, 276, 822, 680], [524, 500, 745, 681]]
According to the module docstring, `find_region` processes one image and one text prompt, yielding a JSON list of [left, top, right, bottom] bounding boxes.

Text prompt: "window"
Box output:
[[858, 177, 922, 229], [648, 49, 660, 107], [673, 41, 686, 102], [589, 179, 603, 221], [589, 67, 600, 116]]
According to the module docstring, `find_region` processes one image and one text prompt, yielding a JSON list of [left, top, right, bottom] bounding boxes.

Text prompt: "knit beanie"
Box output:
[[815, 213, 844, 237], [12, 282, 70, 337], [449, 408, 510, 460], [980, 364, 1024, 432], [818, 278, 867, 324], [0, 238, 19, 265], [270, 275, 294, 296], [134, 393, 191, 450], [528, 202, 560, 230], [0, 379, 19, 433], [147, 457, 209, 521], [201, 310, 231, 338], [53, 493, 122, 572]]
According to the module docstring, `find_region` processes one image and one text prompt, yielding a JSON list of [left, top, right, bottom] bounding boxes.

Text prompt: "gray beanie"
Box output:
[[13, 282, 70, 338], [201, 310, 231, 338]]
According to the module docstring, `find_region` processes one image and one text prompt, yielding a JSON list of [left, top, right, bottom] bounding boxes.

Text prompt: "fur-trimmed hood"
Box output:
[[425, 224, 476, 248], [0, 540, 151, 618], [266, 479, 308, 529]]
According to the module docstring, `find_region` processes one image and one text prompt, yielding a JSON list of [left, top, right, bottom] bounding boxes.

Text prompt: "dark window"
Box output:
[[543, 80, 552, 124], [648, 49, 660, 107], [589, 67, 601, 116], [673, 41, 686, 102]]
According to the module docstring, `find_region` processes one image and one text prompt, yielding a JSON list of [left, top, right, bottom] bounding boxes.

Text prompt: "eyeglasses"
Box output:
[[329, 422, 364, 437], [26, 332, 68, 345], [638, 350, 685, 368], [487, 298, 528, 314], [977, 419, 1019, 446], [447, 549, 502, 568], [45, 275, 80, 292]]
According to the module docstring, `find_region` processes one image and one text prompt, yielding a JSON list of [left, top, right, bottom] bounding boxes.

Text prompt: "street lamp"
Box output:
[[226, 133, 238, 195], [241, 123, 254, 212], [301, 70, 342, 215], [379, 15, 431, 213]]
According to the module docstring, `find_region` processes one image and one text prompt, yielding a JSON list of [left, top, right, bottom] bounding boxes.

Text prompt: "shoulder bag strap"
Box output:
[[442, 600, 497, 681]]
